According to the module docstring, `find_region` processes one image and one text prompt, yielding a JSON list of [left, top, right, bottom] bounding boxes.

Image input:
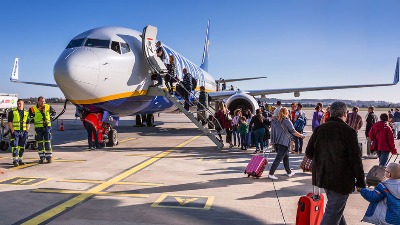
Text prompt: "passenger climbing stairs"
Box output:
[[147, 85, 224, 149]]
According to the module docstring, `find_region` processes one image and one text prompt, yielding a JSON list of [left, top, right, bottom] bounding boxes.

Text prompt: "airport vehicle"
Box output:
[[10, 21, 399, 148], [0, 93, 36, 151]]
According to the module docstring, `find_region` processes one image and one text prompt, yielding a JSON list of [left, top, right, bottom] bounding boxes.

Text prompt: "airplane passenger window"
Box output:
[[120, 42, 131, 54], [66, 38, 85, 49], [111, 41, 121, 54], [84, 39, 110, 48]]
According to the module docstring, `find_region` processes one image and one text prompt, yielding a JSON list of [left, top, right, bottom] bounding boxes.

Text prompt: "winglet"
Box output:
[[200, 19, 210, 72], [394, 57, 399, 84], [11, 58, 19, 81]]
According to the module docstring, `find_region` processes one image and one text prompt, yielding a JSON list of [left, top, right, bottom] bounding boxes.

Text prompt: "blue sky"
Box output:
[[1, 0, 400, 103]]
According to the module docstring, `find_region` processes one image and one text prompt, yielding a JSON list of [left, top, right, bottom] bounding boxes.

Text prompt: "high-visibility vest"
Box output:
[[31, 104, 51, 128], [11, 108, 29, 131]]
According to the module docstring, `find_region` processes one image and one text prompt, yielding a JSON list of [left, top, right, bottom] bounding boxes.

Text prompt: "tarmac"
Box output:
[[0, 104, 397, 225]]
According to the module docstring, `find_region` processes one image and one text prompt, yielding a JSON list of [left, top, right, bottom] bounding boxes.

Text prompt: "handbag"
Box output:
[[300, 156, 313, 172]]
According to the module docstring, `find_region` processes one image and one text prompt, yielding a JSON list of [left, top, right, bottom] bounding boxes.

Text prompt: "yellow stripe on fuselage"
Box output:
[[69, 87, 216, 105]]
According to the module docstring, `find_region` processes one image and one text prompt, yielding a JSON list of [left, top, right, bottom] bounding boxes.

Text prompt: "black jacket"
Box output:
[[306, 117, 366, 194]]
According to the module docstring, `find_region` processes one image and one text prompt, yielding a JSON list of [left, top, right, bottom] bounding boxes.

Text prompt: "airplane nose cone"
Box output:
[[54, 48, 99, 100]]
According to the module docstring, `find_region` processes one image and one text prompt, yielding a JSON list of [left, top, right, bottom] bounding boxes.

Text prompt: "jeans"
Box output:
[[232, 128, 240, 146], [321, 189, 349, 225], [269, 144, 291, 175], [11, 131, 28, 162], [182, 91, 190, 111], [84, 121, 99, 148], [225, 128, 232, 144], [294, 135, 303, 153], [240, 132, 248, 148], [35, 127, 52, 160], [253, 128, 265, 151], [376, 151, 390, 166]]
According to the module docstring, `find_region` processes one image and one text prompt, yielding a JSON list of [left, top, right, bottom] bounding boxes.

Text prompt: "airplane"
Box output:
[[10, 20, 400, 147]]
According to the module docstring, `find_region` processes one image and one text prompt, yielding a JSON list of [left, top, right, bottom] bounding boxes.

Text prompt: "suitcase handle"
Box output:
[[385, 154, 399, 166], [312, 185, 321, 200]]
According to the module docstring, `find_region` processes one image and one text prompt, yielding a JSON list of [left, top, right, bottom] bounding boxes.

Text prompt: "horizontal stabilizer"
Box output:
[[10, 58, 58, 87]]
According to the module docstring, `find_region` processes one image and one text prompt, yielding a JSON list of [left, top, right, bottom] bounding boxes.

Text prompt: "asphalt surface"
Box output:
[[0, 104, 396, 225]]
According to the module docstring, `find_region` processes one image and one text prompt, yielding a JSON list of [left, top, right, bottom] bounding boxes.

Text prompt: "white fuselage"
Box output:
[[54, 27, 216, 116]]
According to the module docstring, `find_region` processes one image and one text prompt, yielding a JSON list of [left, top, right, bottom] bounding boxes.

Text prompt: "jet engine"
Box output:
[[225, 92, 259, 115]]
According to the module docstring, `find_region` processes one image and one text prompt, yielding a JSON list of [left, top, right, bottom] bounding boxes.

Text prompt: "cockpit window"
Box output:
[[120, 42, 131, 54], [111, 41, 121, 54], [66, 38, 85, 49], [84, 39, 110, 48]]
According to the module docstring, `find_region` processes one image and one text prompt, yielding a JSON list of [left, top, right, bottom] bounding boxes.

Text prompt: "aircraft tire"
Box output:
[[0, 141, 9, 151], [146, 114, 154, 127], [135, 115, 143, 126], [107, 129, 118, 147], [30, 142, 38, 150]]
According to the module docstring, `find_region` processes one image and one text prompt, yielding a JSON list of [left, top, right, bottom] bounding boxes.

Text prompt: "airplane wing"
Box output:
[[209, 57, 399, 100], [216, 76, 267, 83], [10, 58, 58, 87]]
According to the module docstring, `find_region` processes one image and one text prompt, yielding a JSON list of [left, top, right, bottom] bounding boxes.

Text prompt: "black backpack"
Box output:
[[192, 76, 197, 90]]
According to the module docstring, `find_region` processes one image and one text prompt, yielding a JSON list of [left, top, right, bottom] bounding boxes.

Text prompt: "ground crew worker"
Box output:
[[29, 96, 56, 164], [8, 99, 30, 167], [82, 111, 103, 150]]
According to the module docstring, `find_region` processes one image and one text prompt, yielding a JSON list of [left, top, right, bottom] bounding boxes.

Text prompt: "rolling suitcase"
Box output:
[[296, 186, 324, 225], [366, 154, 398, 187], [244, 155, 267, 178]]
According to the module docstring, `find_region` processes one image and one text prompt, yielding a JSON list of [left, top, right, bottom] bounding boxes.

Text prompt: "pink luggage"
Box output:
[[244, 155, 267, 178]]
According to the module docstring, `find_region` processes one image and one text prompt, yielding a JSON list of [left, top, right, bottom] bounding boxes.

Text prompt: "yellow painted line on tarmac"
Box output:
[[118, 137, 137, 143], [59, 179, 164, 186], [21, 135, 201, 225], [32, 188, 149, 198]]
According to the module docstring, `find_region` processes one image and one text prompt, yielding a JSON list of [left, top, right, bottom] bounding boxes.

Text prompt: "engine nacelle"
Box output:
[[225, 92, 259, 115]]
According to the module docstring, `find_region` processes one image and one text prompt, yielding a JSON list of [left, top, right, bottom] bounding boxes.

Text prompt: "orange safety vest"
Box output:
[[83, 113, 103, 131]]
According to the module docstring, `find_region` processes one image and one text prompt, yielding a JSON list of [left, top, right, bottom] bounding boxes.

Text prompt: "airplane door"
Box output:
[[142, 25, 167, 74]]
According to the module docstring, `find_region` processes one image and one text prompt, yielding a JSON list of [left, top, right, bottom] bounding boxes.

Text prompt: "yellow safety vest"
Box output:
[[11, 108, 29, 131], [32, 104, 51, 128]]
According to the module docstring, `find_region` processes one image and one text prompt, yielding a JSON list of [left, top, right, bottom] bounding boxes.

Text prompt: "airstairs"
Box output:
[[147, 85, 224, 149]]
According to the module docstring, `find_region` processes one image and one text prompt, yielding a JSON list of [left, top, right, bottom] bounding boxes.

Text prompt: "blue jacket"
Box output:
[[360, 179, 400, 225]]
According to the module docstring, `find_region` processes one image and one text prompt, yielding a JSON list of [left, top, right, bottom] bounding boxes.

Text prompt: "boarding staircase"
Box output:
[[147, 84, 224, 149]]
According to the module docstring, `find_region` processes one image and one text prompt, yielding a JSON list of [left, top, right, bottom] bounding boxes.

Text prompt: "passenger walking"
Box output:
[[368, 113, 397, 166], [182, 68, 193, 111], [238, 116, 248, 150], [392, 108, 400, 138], [346, 106, 363, 133], [268, 107, 305, 180], [273, 101, 282, 119], [306, 101, 366, 225], [311, 105, 324, 131], [8, 99, 30, 166], [293, 103, 306, 154], [82, 111, 103, 150], [232, 109, 242, 147], [154, 41, 166, 86], [215, 102, 231, 145], [221, 79, 226, 91], [29, 96, 56, 164], [320, 105, 330, 124], [165, 55, 176, 94], [249, 109, 268, 153], [365, 106, 378, 158], [197, 86, 209, 126], [358, 163, 400, 225], [244, 109, 254, 147]]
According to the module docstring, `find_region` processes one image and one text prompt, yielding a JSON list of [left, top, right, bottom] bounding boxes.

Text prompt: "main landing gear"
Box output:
[[135, 114, 155, 127]]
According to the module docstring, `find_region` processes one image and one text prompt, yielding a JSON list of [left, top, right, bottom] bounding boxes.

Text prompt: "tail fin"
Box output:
[[394, 57, 399, 84], [11, 58, 19, 81], [200, 20, 210, 72]]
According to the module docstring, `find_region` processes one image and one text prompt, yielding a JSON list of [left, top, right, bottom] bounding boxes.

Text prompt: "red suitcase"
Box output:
[[296, 187, 324, 225], [244, 155, 267, 178]]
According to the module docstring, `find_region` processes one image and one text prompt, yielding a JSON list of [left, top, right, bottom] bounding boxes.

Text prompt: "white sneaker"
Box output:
[[268, 174, 278, 180], [287, 172, 296, 177]]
